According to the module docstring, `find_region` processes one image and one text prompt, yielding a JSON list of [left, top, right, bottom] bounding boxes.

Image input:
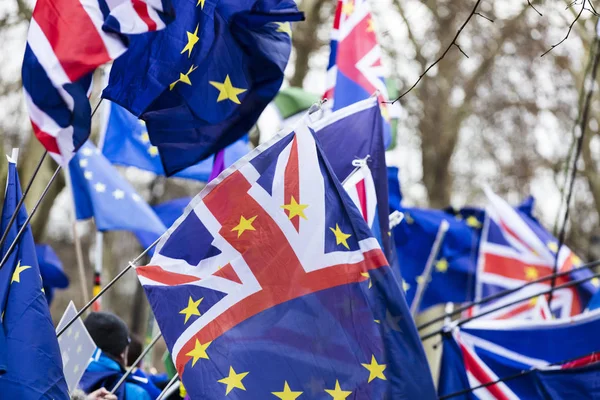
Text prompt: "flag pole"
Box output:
[[56, 236, 161, 338], [416, 259, 600, 331], [110, 332, 163, 394], [410, 220, 450, 317], [156, 375, 180, 400], [420, 269, 600, 341], [92, 231, 103, 311], [64, 167, 90, 306]]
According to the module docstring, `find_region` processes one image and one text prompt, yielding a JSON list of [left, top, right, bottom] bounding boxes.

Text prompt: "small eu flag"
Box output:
[[69, 142, 166, 235]]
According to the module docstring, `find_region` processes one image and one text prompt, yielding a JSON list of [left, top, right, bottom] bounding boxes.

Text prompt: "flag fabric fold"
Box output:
[[0, 157, 69, 398], [136, 119, 436, 399], [103, 0, 304, 175], [69, 142, 166, 235], [22, 0, 174, 165]]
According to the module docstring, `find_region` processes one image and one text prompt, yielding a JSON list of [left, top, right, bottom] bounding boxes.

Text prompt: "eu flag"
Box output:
[[0, 157, 69, 398], [136, 120, 436, 399], [69, 142, 166, 235], [101, 101, 250, 181], [134, 197, 192, 252], [36, 244, 69, 305], [103, 0, 304, 175]]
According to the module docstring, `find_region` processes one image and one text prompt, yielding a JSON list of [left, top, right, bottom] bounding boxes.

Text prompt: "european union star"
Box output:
[[103, 0, 304, 175], [0, 156, 68, 398]]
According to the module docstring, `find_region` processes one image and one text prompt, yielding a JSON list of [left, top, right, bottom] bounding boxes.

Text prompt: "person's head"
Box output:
[[84, 312, 130, 366], [126, 334, 143, 368]]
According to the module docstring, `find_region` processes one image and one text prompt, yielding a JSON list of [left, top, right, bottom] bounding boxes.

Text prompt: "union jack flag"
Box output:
[[439, 311, 600, 399], [136, 120, 436, 398], [22, 0, 173, 165], [475, 189, 596, 319], [324, 0, 391, 146]]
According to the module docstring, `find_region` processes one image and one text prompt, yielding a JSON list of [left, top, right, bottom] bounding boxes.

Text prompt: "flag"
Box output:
[[438, 311, 600, 399], [103, 0, 304, 176], [0, 156, 69, 398], [533, 357, 600, 398], [312, 97, 392, 258], [394, 206, 484, 312], [324, 0, 392, 147], [36, 244, 69, 305], [22, 0, 174, 165], [476, 188, 596, 318], [136, 120, 436, 399], [343, 161, 382, 246], [101, 101, 250, 181], [69, 142, 166, 235]]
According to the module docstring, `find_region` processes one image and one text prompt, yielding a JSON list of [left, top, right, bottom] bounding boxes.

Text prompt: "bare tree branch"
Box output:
[[541, 0, 585, 57], [390, 0, 487, 103]]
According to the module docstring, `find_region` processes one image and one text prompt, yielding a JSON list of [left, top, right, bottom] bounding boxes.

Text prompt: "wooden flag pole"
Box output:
[[64, 167, 90, 306]]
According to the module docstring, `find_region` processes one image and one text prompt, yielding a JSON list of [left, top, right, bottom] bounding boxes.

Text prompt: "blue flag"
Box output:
[[135, 197, 192, 251], [533, 361, 600, 399], [0, 158, 69, 398], [101, 101, 250, 181], [135, 121, 436, 399], [312, 97, 392, 259], [438, 312, 600, 399], [103, 0, 303, 175], [69, 142, 166, 235], [36, 244, 69, 305]]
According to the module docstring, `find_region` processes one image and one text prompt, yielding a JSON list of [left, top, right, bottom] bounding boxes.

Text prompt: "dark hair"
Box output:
[[127, 334, 143, 367], [84, 312, 130, 359]]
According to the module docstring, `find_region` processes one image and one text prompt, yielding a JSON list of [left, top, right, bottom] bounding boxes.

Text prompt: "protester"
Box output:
[[126, 335, 163, 399], [79, 312, 150, 400]]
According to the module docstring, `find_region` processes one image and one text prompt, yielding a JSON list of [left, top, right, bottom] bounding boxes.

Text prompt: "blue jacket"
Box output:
[[131, 368, 162, 400], [79, 350, 151, 400]]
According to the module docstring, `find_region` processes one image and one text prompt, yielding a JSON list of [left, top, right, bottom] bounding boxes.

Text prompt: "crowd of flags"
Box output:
[[3, 0, 600, 398]]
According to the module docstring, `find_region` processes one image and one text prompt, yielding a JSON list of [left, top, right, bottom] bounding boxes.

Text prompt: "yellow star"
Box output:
[[361, 355, 387, 383], [197, 0, 205, 8], [148, 146, 159, 157], [140, 132, 150, 143], [529, 297, 538, 306], [169, 65, 198, 90], [361, 272, 372, 289], [179, 296, 203, 324], [324, 380, 352, 400], [330, 224, 351, 250], [209, 75, 247, 104], [366, 18, 375, 32], [547, 242, 559, 253], [374, 319, 380, 324], [275, 22, 292, 36], [402, 280, 410, 292], [272, 381, 303, 400], [217, 366, 249, 395], [416, 275, 426, 285], [525, 267, 539, 281], [11, 261, 31, 284], [281, 196, 309, 220], [341, 0, 354, 16], [185, 339, 212, 367], [571, 254, 582, 265], [466, 216, 482, 228], [592, 277, 600, 287], [231, 215, 257, 238], [181, 24, 200, 58], [435, 258, 449, 273]]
